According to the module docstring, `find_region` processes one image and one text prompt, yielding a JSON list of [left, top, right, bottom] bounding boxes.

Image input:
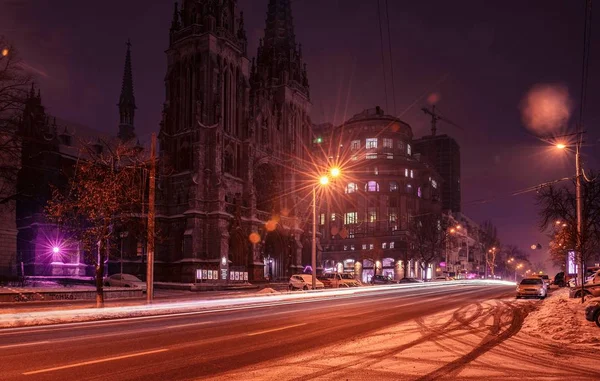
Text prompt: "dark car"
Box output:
[[585, 302, 600, 327], [370, 275, 395, 285], [397, 278, 423, 284], [553, 272, 566, 287]]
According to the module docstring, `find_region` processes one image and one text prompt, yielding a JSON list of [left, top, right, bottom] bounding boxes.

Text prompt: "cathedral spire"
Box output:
[[255, 0, 309, 96], [118, 39, 136, 142]]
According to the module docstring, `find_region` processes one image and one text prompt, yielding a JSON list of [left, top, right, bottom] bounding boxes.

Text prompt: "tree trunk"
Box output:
[[95, 242, 106, 308]]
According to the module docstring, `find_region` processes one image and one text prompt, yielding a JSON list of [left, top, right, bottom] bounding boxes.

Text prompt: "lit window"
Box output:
[[369, 243, 374, 250], [344, 212, 358, 225], [405, 168, 408, 177], [398, 141, 405, 151], [366, 153, 377, 159], [362, 244, 367, 250], [366, 138, 378, 149], [319, 213, 325, 225], [368, 207, 377, 222], [389, 210, 398, 231], [345, 182, 357, 194], [351, 140, 360, 150], [389, 181, 398, 192], [343, 245, 348, 251], [418, 187, 422, 198], [407, 144, 412, 155], [432, 180, 438, 189], [331, 213, 336, 221], [386, 153, 393, 159], [390, 242, 395, 249], [383, 138, 393, 148], [374, 167, 379, 175], [407, 184, 413, 193], [382, 242, 387, 249], [351, 155, 358, 161], [365, 181, 379, 192], [410, 170, 414, 178], [350, 245, 355, 251]]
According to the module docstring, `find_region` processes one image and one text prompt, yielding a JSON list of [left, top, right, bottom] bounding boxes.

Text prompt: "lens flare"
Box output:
[[319, 176, 329, 185], [330, 167, 340, 177], [248, 232, 261, 244]]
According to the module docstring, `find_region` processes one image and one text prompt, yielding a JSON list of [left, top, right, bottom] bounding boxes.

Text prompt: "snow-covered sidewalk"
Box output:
[[521, 287, 600, 346]]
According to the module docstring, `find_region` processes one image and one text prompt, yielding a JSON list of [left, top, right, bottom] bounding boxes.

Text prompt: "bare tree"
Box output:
[[479, 220, 500, 276], [46, 142, 146, 307], [0, 37, 31, 205], [408, 213, 452, 280], [537, 173, 600, 302]]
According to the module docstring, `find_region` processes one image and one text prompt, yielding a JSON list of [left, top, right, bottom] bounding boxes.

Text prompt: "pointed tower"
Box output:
[[118, 40, 136, 142]]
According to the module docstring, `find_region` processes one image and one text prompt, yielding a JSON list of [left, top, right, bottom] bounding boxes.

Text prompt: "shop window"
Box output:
[[365, 181, 379, 192], [366, 138, 378, 149]]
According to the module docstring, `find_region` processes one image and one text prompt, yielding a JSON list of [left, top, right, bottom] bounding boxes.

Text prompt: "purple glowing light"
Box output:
[[52, 246, 60, 253]]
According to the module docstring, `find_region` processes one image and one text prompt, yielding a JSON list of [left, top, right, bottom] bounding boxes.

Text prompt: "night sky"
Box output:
[[2, 0, 599, 272]]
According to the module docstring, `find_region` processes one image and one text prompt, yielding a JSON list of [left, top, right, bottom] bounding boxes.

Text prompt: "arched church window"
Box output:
[[224, 148, 234, 174]]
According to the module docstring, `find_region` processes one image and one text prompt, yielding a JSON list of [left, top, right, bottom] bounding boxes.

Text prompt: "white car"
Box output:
[[319, 273, 362, 288], [288, 274, 324, 290], [106, 274, 147, 292], [516, 277, 547, 299]]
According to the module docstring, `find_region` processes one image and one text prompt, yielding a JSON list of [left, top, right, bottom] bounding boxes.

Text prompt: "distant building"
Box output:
[[16, 43, 137, 277], [413, 134, 461, 213], [0, 129, 19, 276], [312, 107, 443, 282]]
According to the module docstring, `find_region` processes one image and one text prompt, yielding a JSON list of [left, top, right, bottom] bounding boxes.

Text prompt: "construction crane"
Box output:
[[421, 105, 464, 136]]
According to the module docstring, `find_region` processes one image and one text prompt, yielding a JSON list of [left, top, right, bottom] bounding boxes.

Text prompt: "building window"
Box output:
[[369, 243, 374, 250], [366, 153, 377, 160], [373, 167, 379, 175], [386, 153, 393, 159], [344, 212, 358, 225], [348, 229, 355, 238], [389, 209, 398, 231], [351, 140, 360, 150], [362, 244, 367, 250], [365, 181, 380, 192], [350, 245, 355, 251], [390, 242, 395, 249], [331, 213, 336, 221], [383, 138, 393, 148], [431, 179, 438, 189], [382, 242, 387, 249], [407, 184, 413, 193], [366, 138, 378, 149], [343, 245, 348, 251], [345, 182, 357, 194], [405, 168, 409, 177], [351, 155, 358, 161], [319, 213, 325, 225], [398, 140, 405, 152], [407, 144, 412, 156], [389, 181, 398, 192], [368, 207, 377, 223], [410, 169, 414, 178], [418, 187, 422, 198]]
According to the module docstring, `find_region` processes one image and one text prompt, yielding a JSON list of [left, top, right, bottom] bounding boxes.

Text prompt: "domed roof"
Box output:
[[344, 107, 412, 137]]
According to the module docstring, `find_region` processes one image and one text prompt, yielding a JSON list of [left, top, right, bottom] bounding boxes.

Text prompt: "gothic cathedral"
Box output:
[[157, 0, 313, 282]]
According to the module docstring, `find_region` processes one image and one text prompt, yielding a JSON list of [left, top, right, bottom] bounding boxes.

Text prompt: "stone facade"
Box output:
[[312, 107, 444, 282], [156, 0, 313, 282]]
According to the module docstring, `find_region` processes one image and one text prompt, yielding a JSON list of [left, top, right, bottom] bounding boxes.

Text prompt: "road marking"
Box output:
[[166, 321, 214, 329], [23, 348, 169, 375], [0, 341, 50, 349], [247, 323, 307, 336]]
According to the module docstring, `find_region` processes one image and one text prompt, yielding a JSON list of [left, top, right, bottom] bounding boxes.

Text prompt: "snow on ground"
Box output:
[[206, 294, 600, 381], [521, 287, 600, 346], [255, 287, 280, 294]]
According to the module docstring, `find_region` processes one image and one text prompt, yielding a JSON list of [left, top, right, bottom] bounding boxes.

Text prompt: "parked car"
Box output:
[[569, 270, 600, 299], [516, 277, 547, 299], [584, 301, 600, 327], [431, 276, 453, 282], [397, 277, 423, 284], [370, 275, 396, 285], [319, 273, 362, 288], [288, 274, 324, 290], [553, 272, 566, 287], [105, 274, 147, 292]]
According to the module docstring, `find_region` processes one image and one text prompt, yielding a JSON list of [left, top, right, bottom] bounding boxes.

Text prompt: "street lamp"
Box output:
[[449, 224, 469, 278], [1, 48, 8, 58], [312, 167, 341, 290]]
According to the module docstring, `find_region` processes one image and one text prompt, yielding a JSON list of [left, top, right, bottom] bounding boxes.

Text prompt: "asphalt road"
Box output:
[[0, 283, 515, 380]]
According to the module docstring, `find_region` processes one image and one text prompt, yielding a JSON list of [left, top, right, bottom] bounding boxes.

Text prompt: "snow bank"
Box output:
[[521, 288, 600, 346], [256, 288, 280, 295]]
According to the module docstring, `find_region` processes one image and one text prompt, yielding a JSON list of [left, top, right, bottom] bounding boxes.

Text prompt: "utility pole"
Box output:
[[311, 186, 317, 290], [146, 133, 156, 303]]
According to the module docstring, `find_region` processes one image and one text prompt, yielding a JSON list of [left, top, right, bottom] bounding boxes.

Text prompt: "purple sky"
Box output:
[[2, 0, 599, 273]]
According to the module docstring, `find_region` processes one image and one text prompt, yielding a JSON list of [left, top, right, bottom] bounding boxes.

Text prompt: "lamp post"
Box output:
[[119, 231, 129, 275], [311, 167, 340, 290], [449, 224, 468, 278]]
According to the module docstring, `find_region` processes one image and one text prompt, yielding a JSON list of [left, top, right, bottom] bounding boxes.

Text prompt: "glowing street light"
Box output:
[[556, 143, 566, 150], [52, 246, 60, 254], [1, 48, 8, 57], [311, 167, 341, 290]]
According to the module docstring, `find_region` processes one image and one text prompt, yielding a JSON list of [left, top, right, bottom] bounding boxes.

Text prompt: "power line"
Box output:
[[376, 0, 389, 111]]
